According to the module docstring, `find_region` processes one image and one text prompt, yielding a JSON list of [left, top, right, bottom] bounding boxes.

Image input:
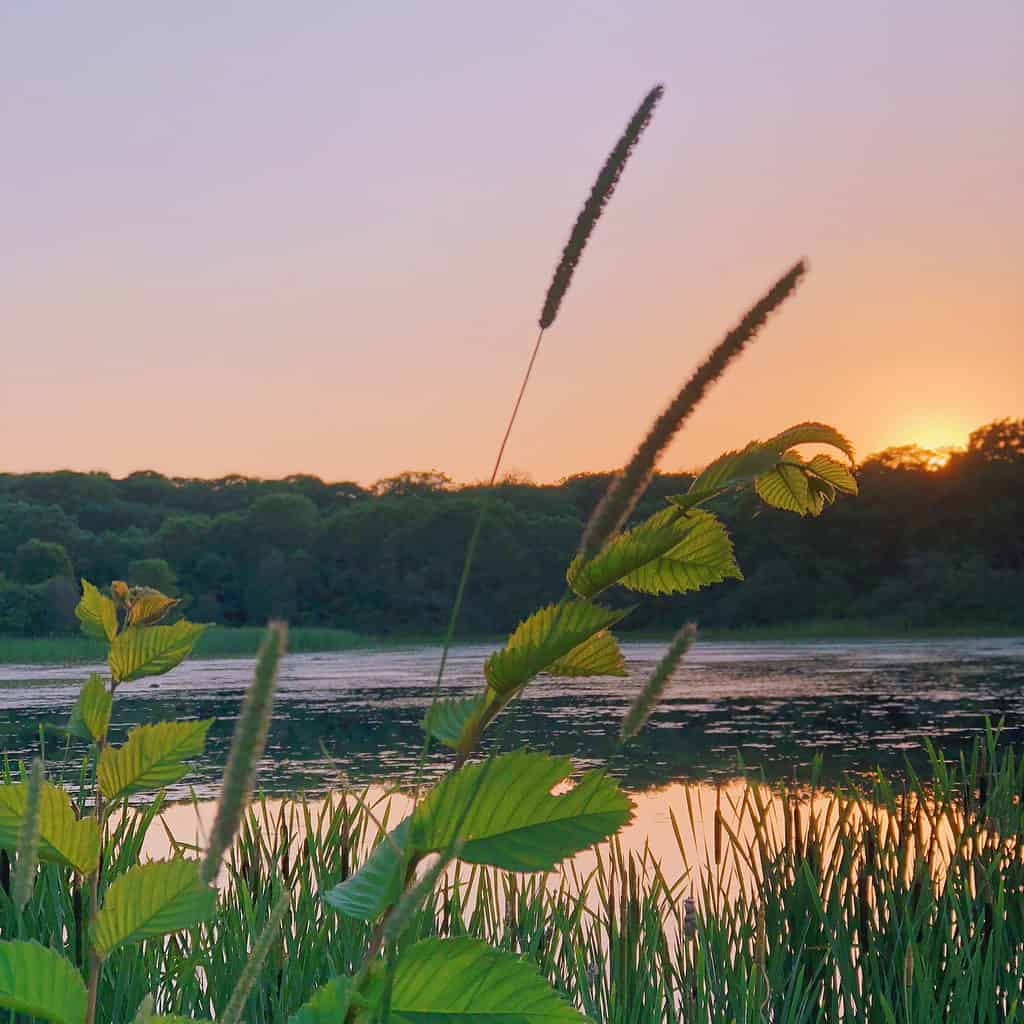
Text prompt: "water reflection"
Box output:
[[1, 638, 1022, 799]]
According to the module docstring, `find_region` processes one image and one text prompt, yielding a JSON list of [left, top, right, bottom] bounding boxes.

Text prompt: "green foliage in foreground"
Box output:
[[3, 733, 1024, 1022], [0, 406, 856, 1023]]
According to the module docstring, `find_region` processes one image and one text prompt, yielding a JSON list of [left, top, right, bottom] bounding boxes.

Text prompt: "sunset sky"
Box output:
[[2, 2, 1021, 485]]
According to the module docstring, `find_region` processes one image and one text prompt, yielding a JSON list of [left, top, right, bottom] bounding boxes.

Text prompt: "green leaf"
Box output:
[[76, 579, 117, 643], [678, 442, 781, 506], [765, 421, 854, 459], [484, 600, 629, 695], [806, 453, 858, 495], [108, 621, 208, 683], [422, 696, 486, 750], [566, 507, 692, 597], [0, 940, 87, 1024], [323, 818, 412, 921], [377, 937, 585, 1024], [98, 719, 213, 800], [125, 587, 181, 627], [327, 751, 632, 920], [67, 674, 112, 743], [289, 977, 355, 1024], [0, 781, 99, 874], [618, 511, 741, 595], [418, 749, 632, 872], [755, 460, 813, 514], [546, 630, 626, 677], [93, 858, 215, 956]]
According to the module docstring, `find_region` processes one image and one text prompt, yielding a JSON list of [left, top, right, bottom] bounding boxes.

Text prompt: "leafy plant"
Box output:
[[0, 82, 864, 1024]]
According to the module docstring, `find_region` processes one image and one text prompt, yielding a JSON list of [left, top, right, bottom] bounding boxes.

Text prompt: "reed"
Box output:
[[4, 731, 1021, 1022]]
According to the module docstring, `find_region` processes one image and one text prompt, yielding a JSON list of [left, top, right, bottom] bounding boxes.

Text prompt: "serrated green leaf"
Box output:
[[805, 474, 836, 515], [619, 510, 742, 595], [326, 751, 632, 920], [566, 507, 691, 597], [806, 453, 858, 495], [288, 977, 355, 1023], [108, 621, 208, 683], [0, 940, 87, 1024], [93, 858, 215, 955], [484, 600, 629, 695], [422, 696, 486, 750], [419, 749, 632, 872], [376, 937, 586, 1024], [76, 579, 117, 643], [67, 674, 112, 743], [125, 587, 181, 627], [755, 460, 813, 514], [0, 781, 99, 873], [547, 630, 626, 677], [324, 817, 412, 921], [679, 442, 782, 505], [765, 422, 854, 459], [98, 719, 213, 800]]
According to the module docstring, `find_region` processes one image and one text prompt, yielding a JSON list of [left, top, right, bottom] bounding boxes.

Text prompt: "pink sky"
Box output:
[[2, 3, 1021, 484]]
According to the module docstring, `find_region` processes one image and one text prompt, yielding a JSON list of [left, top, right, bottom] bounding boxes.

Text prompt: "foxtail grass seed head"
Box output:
[[581, 260, 807, 559], [220, 886, 291, 1024], [13, 758, 43, 913], [620, 624, 697, 741], [538, 84, 664, 329], [202, 621, 286, 885]]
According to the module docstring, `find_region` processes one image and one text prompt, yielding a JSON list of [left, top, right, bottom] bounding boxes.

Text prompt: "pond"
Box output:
[[2, 637, 1022, 800]]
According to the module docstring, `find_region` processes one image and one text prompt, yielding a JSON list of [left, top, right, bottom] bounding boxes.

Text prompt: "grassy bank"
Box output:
[[0, 626, 370, 665], [5, 733, 1023, 1022], [2, 618, 1021, 665]]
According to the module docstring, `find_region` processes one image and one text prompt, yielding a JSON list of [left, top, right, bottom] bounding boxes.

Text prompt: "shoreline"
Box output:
[[1, 619, 1021, 666]]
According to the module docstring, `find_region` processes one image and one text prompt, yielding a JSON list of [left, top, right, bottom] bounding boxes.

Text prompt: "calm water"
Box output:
[[2, 638, 1023, 799]]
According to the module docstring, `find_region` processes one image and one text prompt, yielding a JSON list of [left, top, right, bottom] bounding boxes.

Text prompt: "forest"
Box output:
[[1, 418, 1021, 639]]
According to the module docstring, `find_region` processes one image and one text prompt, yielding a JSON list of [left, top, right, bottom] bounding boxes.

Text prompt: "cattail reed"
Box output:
[[220, 886, 291, 1024], [202, 621, 286, 885], [12, 757, 43, 914], [539, 84, 664, 330], [619, 623, 696, 741], [580, 260, 807, 559]]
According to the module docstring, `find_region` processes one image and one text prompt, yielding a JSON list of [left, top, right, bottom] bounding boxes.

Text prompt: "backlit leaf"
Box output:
[[108, 621, 208, 683], [422, 696, 486, 750], [546, 630, 626, 677], [619, 511, 742, 595], [484, 600, 629, 695], [567, 507, 692, 597], [93, 858, 215, 955], [125, 587, 181, 627], [0, 940, 87, 1024], [323, 818, 411, 921], [327, 751, 632, 920], [67, 674, 112, 743], [418, 749, 632, 872], [755, 460, 813, 514], [376, 937, 585, 1024], [678, 442, 781, 505], [0, 781, 100, 874], [806, 453, 858, 495], [98, 719, 213, 800], [76, 579, 117, 643], [765, 422, 854, 459]]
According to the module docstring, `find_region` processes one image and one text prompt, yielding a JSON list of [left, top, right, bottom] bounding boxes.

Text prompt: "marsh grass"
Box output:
[[0, 627, 368, 666], [4, 730, 1022, 1022]]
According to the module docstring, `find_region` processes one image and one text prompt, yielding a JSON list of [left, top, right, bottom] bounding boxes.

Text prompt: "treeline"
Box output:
[[1, 420, 1022, 638]]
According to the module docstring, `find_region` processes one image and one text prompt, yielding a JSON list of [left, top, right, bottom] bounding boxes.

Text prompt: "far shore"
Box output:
[[1, 620, 1021, 667]]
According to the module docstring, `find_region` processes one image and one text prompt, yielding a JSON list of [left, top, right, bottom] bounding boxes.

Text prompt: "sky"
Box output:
[[2, 2, 1021, 485]]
